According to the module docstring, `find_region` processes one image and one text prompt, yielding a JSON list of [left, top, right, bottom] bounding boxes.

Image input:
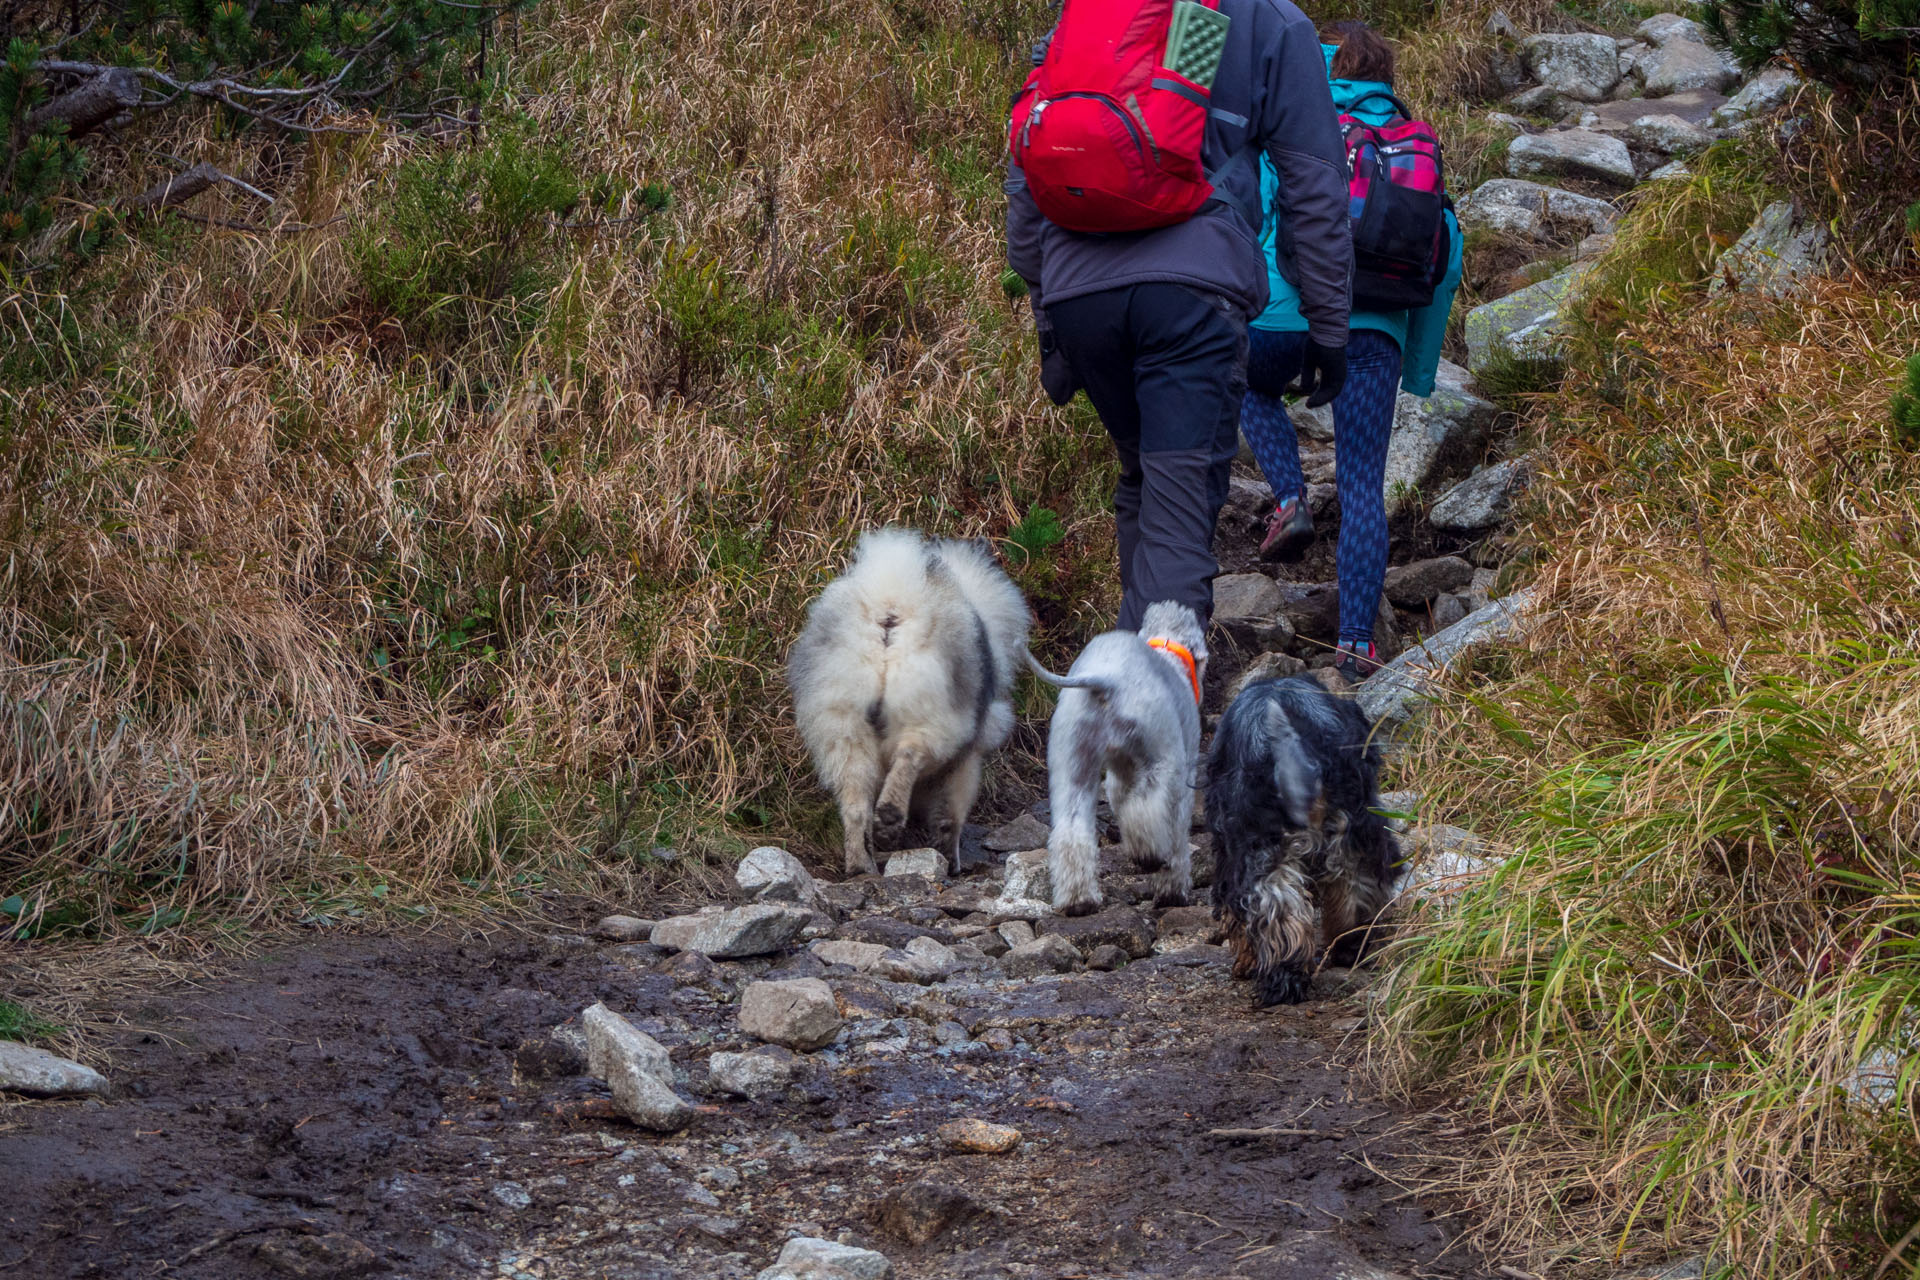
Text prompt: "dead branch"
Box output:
[[121, 162, 274, 214], [24, 66, 141, 138]]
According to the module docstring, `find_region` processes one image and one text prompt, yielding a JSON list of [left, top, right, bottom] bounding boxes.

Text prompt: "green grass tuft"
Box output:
[[0, 998, 58, 1044]]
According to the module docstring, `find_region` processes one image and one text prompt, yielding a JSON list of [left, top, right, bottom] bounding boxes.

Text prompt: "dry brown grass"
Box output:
[[0, 0, 1116, 935], [1372, 168, 1920, 1275]]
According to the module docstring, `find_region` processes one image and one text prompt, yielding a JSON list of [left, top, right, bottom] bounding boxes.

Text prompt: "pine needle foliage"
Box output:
[[1894, 351, 1920, 445], [1705, 0, 1916, 88], [1, 0, 528, 257]]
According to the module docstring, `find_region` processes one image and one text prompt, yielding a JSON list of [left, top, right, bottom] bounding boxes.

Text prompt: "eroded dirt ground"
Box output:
[[2, 447, 1494, 1280], [1, 859, 1484, 1280]]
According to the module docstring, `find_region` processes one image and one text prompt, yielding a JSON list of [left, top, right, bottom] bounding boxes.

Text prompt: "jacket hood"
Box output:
[[1330, 76, 1399, 122]]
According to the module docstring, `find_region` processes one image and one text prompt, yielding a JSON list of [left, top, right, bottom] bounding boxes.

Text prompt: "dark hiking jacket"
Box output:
[[1004, 0, 1354, 347]]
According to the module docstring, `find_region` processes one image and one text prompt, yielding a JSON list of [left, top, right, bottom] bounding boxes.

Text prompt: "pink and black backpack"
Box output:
[[1340, 90, 1451, 311]]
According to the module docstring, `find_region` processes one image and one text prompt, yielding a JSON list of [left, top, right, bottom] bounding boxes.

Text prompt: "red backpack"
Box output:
[[1008, 0, 1220, 234], [1338, 90, 1451, 311]]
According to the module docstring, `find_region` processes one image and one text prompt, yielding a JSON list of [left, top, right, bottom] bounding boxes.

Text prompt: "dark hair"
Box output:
[[1325, 21, 1396, 83]]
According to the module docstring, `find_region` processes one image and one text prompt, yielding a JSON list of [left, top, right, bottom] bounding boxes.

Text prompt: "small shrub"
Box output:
[[1706, 0, 1915, 87], [351, 120, 582, 340], [1894, 352, 1920, 445], [1006, 503, 1065, 566]]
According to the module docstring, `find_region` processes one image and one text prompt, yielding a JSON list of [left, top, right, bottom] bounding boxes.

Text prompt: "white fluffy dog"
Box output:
[[788, 529, 1030, 876], [1028, 601, 1207, 915]]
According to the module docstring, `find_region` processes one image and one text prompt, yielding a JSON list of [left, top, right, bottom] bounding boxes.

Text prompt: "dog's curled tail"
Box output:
[[1024, 650, 1118, 700]]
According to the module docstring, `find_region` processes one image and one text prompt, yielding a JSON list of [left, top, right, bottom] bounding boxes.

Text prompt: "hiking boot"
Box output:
[[1334, 640, 1383, 684], [1259, 494, 1314, 563]]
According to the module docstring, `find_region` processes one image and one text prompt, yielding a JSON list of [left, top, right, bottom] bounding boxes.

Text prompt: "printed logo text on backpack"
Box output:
[[1008, 0, 1227, 234]]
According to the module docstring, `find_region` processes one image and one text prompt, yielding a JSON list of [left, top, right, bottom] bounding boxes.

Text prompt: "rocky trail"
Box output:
[[0, 13, 1810, 1279], [0, 805, 1502, 1280]]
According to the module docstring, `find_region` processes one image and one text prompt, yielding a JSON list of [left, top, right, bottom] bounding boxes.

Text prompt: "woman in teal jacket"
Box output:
[[1241, 21, 1464, 680]]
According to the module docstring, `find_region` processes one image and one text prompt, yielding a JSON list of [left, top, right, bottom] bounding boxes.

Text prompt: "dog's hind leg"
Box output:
[[1249, 857, 1319, 1005], [933, 750, 983, 875], [829, 740, 884, 877], [1322, 841, 1398, 968], [873, 738, 932, 851], [1116, 767, 1189, 907], [1047, 723, 1104, 917]]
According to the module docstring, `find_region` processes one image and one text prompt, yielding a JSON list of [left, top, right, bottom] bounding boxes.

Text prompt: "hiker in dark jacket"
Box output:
[[1242, 21, 1464, 682], [1005, 0, 1354, 632]]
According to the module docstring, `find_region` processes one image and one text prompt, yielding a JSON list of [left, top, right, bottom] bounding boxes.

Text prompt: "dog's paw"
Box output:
[[1056, 898, 1101, 918], [871, 802, 907, 846], [1131, 850, 1168, 874], [1256, 967, 1313, 1006], [844, 852, 879, 877], [1152, 885, 1191, 910]]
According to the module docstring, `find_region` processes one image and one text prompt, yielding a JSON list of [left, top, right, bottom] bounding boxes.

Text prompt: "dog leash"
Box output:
[[1147, 637, 1202, 705]]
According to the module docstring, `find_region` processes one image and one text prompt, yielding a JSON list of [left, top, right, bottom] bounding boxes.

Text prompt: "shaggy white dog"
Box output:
[[1028, 601, 1206, 915], [787, 529, 1030, 875]]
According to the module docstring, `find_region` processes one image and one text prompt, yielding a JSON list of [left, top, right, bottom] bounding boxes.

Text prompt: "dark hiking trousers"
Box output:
[[1049, 282, 1249, 631]]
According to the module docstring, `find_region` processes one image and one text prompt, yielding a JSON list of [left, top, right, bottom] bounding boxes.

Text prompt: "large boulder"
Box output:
[[1628, 113, 1715, 156], [810, 938, 892, 971], [1000, 848, 1051, 904], [876, 1182, 987, 1247], [1710, 66, 1802, 128], [1521, 33, 1621, 102], [873, 935, 959, 985], [1383, 556, 1476, 607], [1464, 262, 1594, 376], [1635, 12, 1710, 46], [1637, 39, 1737, 96], [1212, 572, 1293, 648], [883, 848, 946, 880], [1273, 580, 1340, 640], [1395, 822, 1506, 905], [1507, 130, 1636, 186], [1457, 178, 1617, 245], [707, 1045, 799, 1098], [1430, 457, 1532, 532], [735, 846, 823, 910], [1382, 359, 1499, 512], [1002, 933, 1082, 978], [582, 1003, 694, 1131], [756, 1237, 892, 1280], [1357, 588, 1544, 729], [651, 903, 812, 958], [0, 1041, 109, 1097], [1506, 84, 1577, 118], [1037, 907, 1155, 959], [983, 812, 1049, 852], [1710, 201, 1831, 299], [739, 978, 843, 1051]]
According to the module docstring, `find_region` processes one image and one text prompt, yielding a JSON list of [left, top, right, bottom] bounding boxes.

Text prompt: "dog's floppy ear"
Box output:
[[1261, 702, 1323, 829]]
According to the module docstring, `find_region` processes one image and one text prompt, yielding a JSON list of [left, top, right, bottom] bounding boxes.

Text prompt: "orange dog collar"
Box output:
[[1147, 637, 1202, 705]]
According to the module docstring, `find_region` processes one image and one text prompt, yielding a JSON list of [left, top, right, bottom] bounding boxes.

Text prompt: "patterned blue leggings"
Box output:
[[1239, 328, 1403, 646]]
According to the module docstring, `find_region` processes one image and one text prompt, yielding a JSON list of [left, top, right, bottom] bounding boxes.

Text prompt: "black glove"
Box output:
[[1291, 339, 1348, 409], [1034, 303, 1079, 406]]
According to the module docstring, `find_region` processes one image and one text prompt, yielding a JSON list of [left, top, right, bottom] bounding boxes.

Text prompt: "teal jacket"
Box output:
[[1254, 46, 1463, 398]]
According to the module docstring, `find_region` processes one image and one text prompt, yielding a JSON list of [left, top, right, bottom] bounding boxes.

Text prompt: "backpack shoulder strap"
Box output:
[[1344, 88, 1413, 121]]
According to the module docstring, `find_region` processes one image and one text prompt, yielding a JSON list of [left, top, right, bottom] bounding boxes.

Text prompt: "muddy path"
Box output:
[[1, 864, 1482, 1280], [1, 446, 1495, 1280]]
